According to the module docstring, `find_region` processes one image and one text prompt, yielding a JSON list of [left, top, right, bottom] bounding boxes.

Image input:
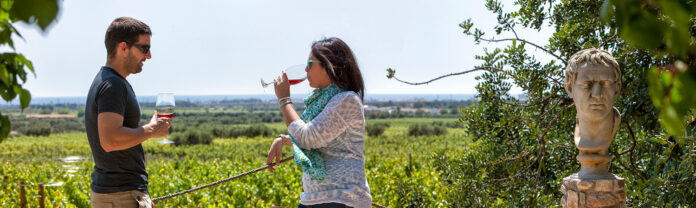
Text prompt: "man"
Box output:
[[85, 17, 170, 208]]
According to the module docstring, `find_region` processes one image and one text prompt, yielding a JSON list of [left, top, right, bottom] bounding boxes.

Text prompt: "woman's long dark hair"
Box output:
[[311, 37, 365, 101]]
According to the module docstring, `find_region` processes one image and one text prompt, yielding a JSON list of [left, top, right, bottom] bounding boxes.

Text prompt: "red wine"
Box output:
[[156, 105, 175, 118], [289, 79, 305, 85], [157, 113, 174, 118]]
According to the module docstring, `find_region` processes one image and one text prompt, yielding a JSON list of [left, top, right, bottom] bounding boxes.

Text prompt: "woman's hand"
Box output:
[[266, 136, 284, 173], [274, 71, 290, 100]]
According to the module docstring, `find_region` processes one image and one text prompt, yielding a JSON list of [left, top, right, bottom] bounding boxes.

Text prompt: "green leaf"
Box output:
[[599, 0, 614, 22], [9, 0, 59, 31], [386, 68, 395, 79], [14, 53, 34, 75], [0, 85, 15, 101], [0, 64, 8, 87], [18, 87, 30, 110], [0, 21, 15, 49], [0, 113, 9, 141]]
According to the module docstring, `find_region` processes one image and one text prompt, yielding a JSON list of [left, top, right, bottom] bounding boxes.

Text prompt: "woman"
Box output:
[[266, 37, 371, 208]]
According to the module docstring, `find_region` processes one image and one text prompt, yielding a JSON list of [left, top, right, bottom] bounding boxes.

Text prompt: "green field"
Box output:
[[1, 118, 468, 207]]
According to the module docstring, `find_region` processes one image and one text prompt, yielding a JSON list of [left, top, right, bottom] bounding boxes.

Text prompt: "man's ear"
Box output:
[[116, 42, 129, 57]]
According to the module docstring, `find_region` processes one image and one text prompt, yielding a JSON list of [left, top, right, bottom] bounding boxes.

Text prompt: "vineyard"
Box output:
[[1, 118, 468, 207]]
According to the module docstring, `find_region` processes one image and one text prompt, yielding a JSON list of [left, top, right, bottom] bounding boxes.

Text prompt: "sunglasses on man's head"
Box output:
[[131, 44, 150, 54], [306, 59, 320, 70]]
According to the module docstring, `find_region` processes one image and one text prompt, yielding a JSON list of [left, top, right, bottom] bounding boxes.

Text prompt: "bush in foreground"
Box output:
[[171, 129, 213, 145], [408, 123, 446, 137], [366, 122, 390, 137]]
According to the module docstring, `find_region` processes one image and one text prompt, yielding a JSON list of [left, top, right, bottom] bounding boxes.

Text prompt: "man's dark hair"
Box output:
[[104, 17, 151, 58]]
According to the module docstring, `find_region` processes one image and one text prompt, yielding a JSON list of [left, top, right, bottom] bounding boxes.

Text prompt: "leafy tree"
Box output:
[[0, 0, 60, 142], [388, 0, 694, 206], [602, 0, 696, 137]]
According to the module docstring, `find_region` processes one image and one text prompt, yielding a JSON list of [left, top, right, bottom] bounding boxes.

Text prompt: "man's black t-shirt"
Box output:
[[85, 66, 147, 193]]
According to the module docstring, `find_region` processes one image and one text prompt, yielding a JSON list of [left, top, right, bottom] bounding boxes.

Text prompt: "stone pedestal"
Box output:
[[560, 173, 626, 208]]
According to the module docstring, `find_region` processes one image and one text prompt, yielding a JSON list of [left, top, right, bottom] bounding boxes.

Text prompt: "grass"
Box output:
[[1, 118, 470, 207]]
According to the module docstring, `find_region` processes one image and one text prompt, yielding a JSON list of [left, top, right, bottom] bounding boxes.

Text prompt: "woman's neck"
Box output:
[[315, 83, 333, 91]]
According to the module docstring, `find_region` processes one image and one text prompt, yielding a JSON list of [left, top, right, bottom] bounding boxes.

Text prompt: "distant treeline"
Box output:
[[11, 117, 84, 136], [5, 99, 473, 137], [367, 99, 475, 108]]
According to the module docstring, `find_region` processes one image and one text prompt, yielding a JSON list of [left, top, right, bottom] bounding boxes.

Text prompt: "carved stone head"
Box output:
[[564, 48, 622, 177], [565, 48, 621, 121]]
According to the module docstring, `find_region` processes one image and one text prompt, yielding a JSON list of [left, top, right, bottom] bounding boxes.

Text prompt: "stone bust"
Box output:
[[564, 48, 622, 178]]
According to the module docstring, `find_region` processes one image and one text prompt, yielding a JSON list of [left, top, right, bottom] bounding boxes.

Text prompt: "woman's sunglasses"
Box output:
[[306, 59, 321, 70]]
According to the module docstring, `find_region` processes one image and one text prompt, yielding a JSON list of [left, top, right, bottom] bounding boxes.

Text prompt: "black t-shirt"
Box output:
[[85, 66, 147, 193]]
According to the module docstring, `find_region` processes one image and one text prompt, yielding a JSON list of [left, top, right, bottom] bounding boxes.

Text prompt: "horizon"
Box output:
[[4, 93, 480, 105]]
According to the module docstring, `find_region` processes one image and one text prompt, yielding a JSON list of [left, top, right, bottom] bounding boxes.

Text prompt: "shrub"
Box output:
[[24, 125, 51, 136], [242, 124, 276, 138], [171, 129, 213, 145], [394, 180, 429, 207], [207, 124, 279, 139], [408, 123, 446, 136], [431, 121, 462, 129], [366, 122, 390, 137]]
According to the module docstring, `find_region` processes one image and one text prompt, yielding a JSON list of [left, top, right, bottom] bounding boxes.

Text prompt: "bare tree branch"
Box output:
[[389, 66, 502, 85], [623, 120, 648, 180], [510, 27, 520, 39], [478, 37, 567, 64], [598, 33, 618, 49], [610, 149, 638, 178]]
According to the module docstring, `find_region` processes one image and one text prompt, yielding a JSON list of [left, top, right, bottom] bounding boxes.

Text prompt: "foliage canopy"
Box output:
[[389, 0, 696, 206], [0, 0, 60, 142]]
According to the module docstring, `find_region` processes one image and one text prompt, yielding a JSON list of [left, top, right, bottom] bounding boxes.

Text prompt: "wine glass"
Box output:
[[260, 64, 307, 88], [155, 93, 175, 144]]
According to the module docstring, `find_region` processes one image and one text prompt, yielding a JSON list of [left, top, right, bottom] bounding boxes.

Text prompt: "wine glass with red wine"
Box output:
[[260, 64, 307, 88], [155, 93, 175, 144]]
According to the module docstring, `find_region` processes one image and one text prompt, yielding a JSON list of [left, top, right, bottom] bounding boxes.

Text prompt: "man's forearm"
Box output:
[[101, 125, 153, 152]]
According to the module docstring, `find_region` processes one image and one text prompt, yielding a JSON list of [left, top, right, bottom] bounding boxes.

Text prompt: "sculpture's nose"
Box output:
[[591, 82, 602, 99]]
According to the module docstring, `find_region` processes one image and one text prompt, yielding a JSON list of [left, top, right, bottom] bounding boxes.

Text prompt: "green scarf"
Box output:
[[289, 84, 345, 181]]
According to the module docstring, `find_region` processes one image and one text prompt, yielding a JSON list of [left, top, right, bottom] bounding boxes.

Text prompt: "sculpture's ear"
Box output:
[[611, 107, 621, 137], [565, 84, 573, 99]]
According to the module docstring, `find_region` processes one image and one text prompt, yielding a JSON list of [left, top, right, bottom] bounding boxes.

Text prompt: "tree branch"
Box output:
[[598, 33, 618, 49], [623, 120, 648, 180], [494, 156, 538, 183], [478, 37, 566, 64], [493, 150, 537, 167], [510, 27, 520, 39], [610, 149, 639, 179], [389, 66, 502, 85], [493, 112, 561, 182]]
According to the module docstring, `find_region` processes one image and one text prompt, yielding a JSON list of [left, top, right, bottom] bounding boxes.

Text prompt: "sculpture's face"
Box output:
[[571, 63, 618, 121]]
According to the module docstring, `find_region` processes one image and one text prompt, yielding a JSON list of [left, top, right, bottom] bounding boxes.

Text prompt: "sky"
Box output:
[[9, 0, 554, 97]]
